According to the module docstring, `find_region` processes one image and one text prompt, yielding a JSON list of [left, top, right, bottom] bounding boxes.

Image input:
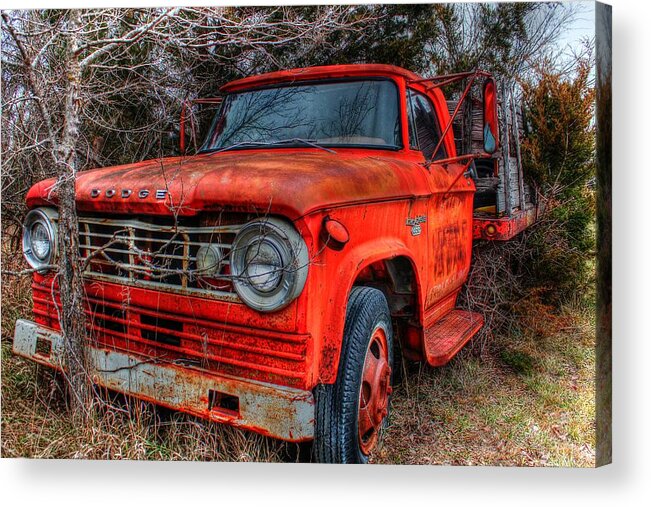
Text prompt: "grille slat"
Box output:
[[83, 245, 196, 261], [89, 323, 306, 379], [32, 278, 309, 388], [81, 231, 229, 248], [79, 216, 243, 234], [81, 231, 231, 248], [85, 309, 305, 362]]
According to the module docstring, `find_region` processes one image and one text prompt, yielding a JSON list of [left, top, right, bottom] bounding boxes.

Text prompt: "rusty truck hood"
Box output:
[[26, 149, 430, 219]]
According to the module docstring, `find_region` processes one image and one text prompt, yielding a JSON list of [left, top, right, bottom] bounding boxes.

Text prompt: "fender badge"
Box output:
[[90, 189, 100, 198], [406, 215, 426, 236], [138, 189, 149, 199], [155, 189, 168, 199]]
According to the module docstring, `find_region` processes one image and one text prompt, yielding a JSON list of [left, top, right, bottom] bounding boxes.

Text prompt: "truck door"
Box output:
[[406, 88, 474, 311]]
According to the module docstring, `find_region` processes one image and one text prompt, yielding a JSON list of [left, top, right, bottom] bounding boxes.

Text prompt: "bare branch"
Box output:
[[2, 266, 59, 276], [77, 7, 181, 68], [1, 10, 55, 148]]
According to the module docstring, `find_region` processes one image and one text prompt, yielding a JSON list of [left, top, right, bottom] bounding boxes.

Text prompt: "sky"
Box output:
[[556, 1, 596, 59]]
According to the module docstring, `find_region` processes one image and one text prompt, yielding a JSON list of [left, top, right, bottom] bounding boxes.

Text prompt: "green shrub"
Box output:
[[500, 349, 536, 376], [520, 55, 596, 304]]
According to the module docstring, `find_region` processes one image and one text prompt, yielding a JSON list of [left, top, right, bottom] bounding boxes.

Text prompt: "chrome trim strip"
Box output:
[[82, 272, 240, 301], [78, 217, 244, 235]]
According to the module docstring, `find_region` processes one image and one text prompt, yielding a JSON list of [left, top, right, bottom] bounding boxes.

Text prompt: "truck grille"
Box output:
[[78, 215, 242, 299]]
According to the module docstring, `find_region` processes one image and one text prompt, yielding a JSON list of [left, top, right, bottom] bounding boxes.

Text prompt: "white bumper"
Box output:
[[13, 319, 315, 442]]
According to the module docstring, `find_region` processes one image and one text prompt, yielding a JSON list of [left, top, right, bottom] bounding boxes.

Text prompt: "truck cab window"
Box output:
[[407, 89, 446, 161]]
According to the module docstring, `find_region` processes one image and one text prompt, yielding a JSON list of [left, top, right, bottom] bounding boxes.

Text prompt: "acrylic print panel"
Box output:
[[1, 1, 610, 466]]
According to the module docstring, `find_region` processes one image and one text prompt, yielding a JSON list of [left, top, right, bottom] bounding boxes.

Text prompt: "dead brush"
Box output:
[[74, 393, 293, 461], [1, 228, 32, 337], [457, 234, 529, 354], [457, 201, 594, 356], [2, 361, 293, 461], [510, 289, 575, 341]]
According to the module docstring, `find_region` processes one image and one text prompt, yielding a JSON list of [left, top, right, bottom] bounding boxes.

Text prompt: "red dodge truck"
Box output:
[[14, 64, 539, 463]]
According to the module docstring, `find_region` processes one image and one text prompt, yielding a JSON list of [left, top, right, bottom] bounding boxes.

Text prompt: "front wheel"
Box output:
[[313, 286, 394, 463]]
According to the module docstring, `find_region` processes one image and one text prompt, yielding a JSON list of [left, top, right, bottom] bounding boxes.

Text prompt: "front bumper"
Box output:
[[13, 319, 315, 442]]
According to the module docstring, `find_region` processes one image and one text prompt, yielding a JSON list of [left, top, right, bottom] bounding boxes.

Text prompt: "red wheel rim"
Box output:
[[358, 326, 392, 455]]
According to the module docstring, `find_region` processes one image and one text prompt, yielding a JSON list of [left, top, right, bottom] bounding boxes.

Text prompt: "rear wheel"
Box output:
[[313, 286, 393, 463]]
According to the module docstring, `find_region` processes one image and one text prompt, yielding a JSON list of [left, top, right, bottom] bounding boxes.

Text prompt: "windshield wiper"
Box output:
[[270, 138, 336, 154], [202, 138, 336, 155], [202, 141, 270, 154]]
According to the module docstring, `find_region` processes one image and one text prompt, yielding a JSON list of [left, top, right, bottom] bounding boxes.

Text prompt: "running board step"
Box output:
[[424, 310, 484, 367]]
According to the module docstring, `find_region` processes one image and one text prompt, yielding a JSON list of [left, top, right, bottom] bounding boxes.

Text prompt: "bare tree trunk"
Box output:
[[55, 9, 92, 420]]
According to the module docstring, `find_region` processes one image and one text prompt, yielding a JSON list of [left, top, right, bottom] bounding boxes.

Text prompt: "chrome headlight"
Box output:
[[195, 244, 224, 276], [230, 217, 308, 312], [22, 208, 58, 271]]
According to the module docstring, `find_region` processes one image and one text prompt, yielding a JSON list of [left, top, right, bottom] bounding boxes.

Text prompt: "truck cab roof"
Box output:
[[220, 64, 424, 93]]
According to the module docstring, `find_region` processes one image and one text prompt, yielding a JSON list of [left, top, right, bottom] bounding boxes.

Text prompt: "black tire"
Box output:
[[313, 286, 394, 464]]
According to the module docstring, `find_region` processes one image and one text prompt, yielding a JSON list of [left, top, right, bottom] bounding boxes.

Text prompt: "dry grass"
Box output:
[[1, 231, 31, 337], [1, 233, 595, 464], [372, 298, 596, 466], [1, 338, 299, 461]]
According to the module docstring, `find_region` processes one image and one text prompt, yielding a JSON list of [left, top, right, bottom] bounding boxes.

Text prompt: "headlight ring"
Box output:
[[230, 217, 308, 312], [22, 208, 58, 272]]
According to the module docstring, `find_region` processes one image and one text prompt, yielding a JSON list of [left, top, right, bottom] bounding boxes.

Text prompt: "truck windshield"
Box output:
[[201, 79, 401, 152]]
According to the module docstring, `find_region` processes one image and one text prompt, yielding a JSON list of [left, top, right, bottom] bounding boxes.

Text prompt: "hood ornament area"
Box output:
[[90, 188, 167, 200]]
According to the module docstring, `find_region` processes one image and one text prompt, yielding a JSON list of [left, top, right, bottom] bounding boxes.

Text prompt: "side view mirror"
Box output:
[[483, 78, 499, 154], [180, 97, 223, 155]]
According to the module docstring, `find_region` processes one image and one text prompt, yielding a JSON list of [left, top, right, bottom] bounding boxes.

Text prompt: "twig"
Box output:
[[2, 266, 58, 276]]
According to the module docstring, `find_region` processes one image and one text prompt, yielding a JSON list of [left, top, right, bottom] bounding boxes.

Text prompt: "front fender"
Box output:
[[311, 237, 423, 385]]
